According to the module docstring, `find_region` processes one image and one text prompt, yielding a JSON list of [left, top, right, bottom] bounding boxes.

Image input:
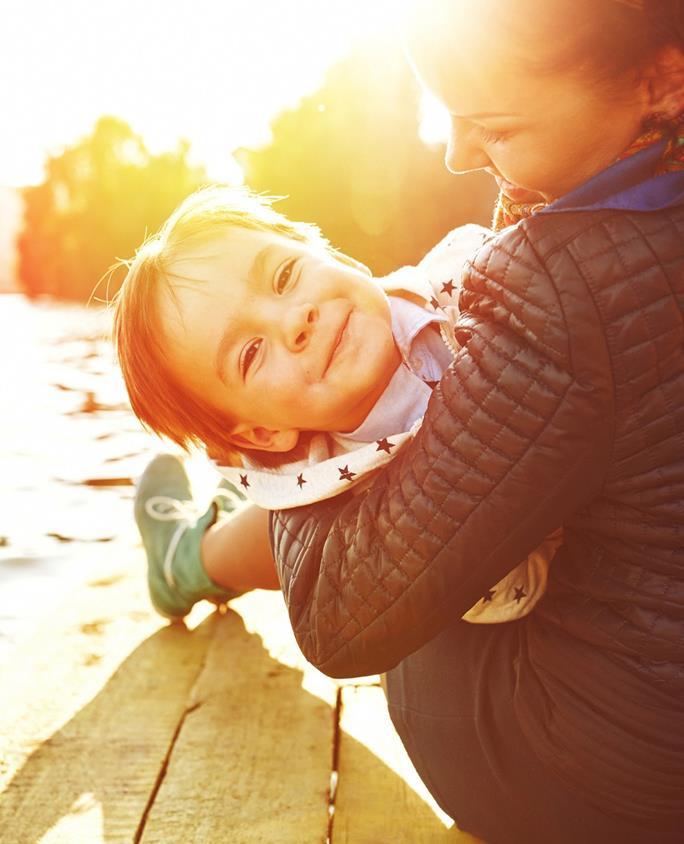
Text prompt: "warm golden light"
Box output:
[[0, 0, 405, 187]]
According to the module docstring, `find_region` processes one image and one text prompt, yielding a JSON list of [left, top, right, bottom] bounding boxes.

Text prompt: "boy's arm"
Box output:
[[202, 503, 280, 591]]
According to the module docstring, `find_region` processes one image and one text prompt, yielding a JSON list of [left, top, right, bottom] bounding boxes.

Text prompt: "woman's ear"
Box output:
[[228, 424, 300, 453], [643, 45, 684, 123]]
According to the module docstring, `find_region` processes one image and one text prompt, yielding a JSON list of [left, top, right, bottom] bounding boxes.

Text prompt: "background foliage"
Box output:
[[17, 39, 496, 302], [18, 117, 207, 301], [240, 39, 496, 276]]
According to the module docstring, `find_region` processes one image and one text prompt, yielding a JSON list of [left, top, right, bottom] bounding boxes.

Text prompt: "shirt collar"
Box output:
[[337, 296, 448, 444], [335, 361, 433, 444], [389, 294, 447, 360]]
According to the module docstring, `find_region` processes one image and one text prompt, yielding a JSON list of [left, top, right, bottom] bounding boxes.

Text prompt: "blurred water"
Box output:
[[0, 294, 220, 666]]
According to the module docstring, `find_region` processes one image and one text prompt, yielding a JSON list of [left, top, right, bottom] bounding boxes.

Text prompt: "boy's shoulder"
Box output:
[[418, 223, 491, 280], [380, 223, 492, 319]]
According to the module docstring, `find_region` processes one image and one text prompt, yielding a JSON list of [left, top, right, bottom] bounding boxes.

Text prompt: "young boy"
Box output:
[[114, 185, 559, 622]]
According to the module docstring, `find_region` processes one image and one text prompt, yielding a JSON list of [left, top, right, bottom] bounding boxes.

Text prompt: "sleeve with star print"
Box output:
[[269, 222, 614, 678]]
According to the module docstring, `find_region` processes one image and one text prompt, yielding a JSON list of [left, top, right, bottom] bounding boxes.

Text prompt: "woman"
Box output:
[[268, 1, 684, 841]]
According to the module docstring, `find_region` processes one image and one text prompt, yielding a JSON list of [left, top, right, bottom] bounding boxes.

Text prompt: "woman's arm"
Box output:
[[270, 223, 615, 678]]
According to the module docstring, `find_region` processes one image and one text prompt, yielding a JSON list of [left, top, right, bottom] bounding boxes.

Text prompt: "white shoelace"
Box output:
[[144, 495, 202, 590], [144, 490, 233, 591]]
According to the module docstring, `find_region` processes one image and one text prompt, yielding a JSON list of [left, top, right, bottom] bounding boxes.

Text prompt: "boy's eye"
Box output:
[[275, 258, 297, 294], [241, 338, 262, 378]]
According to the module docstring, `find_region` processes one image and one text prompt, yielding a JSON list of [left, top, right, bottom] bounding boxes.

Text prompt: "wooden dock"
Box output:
[[0, 539, 482, 843]]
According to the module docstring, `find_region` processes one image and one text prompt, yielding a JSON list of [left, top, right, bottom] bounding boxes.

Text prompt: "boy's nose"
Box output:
[[445, 116, 491, 174], [283, 302, 318, 351]]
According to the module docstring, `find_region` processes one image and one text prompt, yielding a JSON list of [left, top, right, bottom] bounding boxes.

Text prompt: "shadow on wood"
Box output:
[[0, 620, 215, 843], [0, 606, 482, 843]]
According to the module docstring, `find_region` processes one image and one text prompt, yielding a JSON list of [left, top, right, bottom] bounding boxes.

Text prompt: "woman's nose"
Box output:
[[283, 302, 318, 351], [445, 116, 491, 174]]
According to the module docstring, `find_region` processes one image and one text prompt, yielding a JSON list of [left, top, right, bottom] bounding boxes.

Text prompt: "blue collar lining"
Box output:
[[540, 138, 684, 216]]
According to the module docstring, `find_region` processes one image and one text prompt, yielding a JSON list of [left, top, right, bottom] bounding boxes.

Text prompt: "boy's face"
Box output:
[[158, 228, 400, 452]]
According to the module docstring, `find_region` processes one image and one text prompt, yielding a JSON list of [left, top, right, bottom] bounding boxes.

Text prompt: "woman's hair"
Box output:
[[522, 0, 684, 85], [112, 185, 329, 465]]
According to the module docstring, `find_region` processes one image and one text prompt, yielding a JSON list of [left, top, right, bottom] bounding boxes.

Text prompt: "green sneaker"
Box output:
[[134, 454, 245, 620]]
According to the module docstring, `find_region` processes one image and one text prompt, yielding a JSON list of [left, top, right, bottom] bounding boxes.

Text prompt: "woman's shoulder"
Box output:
[[461, 203, 684, 371], [469, 203, 684, 304], [512, 203, 684, 263]]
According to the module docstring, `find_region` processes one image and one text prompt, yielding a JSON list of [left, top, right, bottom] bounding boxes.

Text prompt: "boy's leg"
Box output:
[[201, 503, 280, 591]]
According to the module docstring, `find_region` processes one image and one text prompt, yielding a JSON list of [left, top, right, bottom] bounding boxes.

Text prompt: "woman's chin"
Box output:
[[495, 176, 545, 204]]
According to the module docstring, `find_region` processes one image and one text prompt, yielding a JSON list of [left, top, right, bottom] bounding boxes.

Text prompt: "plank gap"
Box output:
[[327, 685, 343, 844], [133, 697, 203, 842]]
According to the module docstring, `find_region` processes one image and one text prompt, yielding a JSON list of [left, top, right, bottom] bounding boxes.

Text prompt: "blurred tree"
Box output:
[[239, 36, 497, 276], [17, 116, 207, 301]]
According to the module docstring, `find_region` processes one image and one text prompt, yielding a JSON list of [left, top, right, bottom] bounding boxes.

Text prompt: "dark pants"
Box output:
[[383, 617, 678, 844]]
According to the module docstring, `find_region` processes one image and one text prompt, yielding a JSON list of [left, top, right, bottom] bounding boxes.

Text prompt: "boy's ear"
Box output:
[[227, 424, 300, 453], [330, 248, 372, 277], [642, 45, 684, 123]]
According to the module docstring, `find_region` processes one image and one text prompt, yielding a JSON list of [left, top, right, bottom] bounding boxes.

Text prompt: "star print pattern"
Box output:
[[430, 296, 440, 310], [424, 380, 439, 390], [441, 279, 456, 297], [338, 465, 356, 482], [239, 474, 250, 489], [296, 473, 307, 488], [376, 438, 395, 454], [482, 589, 496, 603], [514, 586, 527, 603]]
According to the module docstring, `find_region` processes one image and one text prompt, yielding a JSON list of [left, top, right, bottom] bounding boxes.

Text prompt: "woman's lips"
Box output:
[[323, 310, 350, 377], [494, 176, 543, 204]]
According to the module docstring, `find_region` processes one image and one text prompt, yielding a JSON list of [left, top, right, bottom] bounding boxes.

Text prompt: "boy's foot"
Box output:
[[134, 454, 244, 620]]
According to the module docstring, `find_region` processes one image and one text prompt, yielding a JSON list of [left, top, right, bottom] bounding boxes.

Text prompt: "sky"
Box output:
[[0, 0, 448, 188]]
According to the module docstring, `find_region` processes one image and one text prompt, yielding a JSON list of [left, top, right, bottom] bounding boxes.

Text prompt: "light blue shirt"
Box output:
[[342, 296, 452, 443]]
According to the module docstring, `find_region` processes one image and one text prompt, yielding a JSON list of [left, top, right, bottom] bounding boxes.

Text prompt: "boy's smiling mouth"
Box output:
[[322, 309, 351, 378]]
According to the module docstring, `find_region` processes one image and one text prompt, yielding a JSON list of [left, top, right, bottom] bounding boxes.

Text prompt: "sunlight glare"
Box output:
[[0, 0, 408, 187], [42, 792, 104, 842], [419, 92, 451, 146]]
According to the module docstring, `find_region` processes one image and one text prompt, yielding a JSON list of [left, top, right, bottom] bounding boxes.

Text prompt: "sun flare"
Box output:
[[0, 0, 407, 187]]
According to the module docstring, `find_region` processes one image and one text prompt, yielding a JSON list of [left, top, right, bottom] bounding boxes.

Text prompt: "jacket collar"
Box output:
[[540, 138, 684, 216]]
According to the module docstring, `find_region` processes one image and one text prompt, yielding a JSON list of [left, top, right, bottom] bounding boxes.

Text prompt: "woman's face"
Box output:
[[406, 0, 651, 202]]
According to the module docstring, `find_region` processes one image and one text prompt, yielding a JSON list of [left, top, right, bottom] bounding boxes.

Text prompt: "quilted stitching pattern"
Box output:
[[271, 205, 684, 820], [272, 220, 619, 676]]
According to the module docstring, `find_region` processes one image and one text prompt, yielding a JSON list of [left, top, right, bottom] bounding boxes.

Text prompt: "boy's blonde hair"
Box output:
[[112, 185, 329, 464]]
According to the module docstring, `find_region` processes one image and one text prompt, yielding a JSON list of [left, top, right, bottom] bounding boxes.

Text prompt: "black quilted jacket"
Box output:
[[270, 204, 684, 827]]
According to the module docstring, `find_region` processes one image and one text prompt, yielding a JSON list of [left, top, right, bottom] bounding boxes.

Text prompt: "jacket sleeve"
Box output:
[[270, 223, 615, 678]]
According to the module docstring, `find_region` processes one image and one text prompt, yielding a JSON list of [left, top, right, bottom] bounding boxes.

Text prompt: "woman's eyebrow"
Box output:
[[214, 243, 282, 384]]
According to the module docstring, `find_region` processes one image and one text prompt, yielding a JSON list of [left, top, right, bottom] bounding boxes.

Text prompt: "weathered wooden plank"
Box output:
[[140, 591, 335, 843], [334, 685, 484, 843], [0, 544, 215, 844], [230, 589, 338, 707]]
